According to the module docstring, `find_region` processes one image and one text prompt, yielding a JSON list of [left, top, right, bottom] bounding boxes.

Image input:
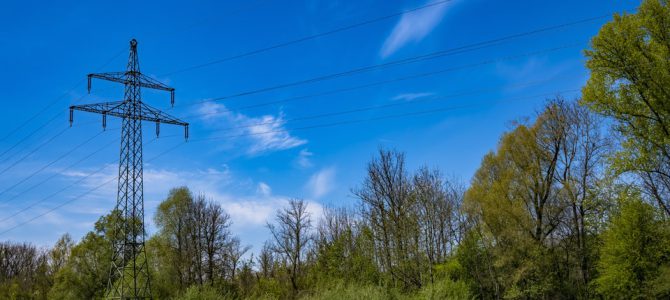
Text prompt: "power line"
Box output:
[[0, 113, 63, 161], [154, 88, 582, 142], [0, 129, 111, 199], [187, 89, 582, 142], [0, 155, 116, 225], [180, 43, 582, 119], [0, 117, 99, 161], [162, 0, 455, 76], [0, 86, 116, 171], [0, 84, 123, 189], [0, 138, 171, 236], [176, 12, 610, 106], [0, 49, 124, 144], [0, 126, 71, 178], [197, 76, 577, 133], [0, 135, 120, 208]]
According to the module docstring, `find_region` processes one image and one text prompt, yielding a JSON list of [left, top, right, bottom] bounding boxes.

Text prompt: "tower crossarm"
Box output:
[[139, 102, 188, 126], [70, 101, 189, 138], [137, 73, 174, 92], [87, 72, 126, 91], [88, 72, 176, 105]]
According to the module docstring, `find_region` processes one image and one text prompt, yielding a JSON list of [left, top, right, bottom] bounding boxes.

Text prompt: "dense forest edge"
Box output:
[[2, 1, 670, 299]]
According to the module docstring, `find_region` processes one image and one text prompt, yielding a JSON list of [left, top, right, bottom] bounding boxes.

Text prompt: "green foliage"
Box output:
[[310, 222, 379, 287], [151, 187, 238, 298], [177, 285, 232, 300], [0, 241, 51, 300], [248, 277, 289, 300], [594, 193, 670, 298], [300, 281, 405, 300], [146, 235, 181, 299], [415, 279, 473, 300], [582, 0, 670, 215], [49, 212, 117, 299], [462, 99, 617, 299]]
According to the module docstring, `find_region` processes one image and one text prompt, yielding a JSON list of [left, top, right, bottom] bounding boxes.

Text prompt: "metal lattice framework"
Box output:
[[69, 39, 188, 299]]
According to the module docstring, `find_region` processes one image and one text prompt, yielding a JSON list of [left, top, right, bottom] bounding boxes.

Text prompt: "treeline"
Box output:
[[2, 0, 670, 299]]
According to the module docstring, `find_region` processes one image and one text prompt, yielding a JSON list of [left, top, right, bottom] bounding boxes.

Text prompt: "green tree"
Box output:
[[464, 100, 610, 298], [582, 0, 670, 216], [310, 206, 379, 287], [151, 187, 236, 298], [595, 192, 670, 298], [0, 241, 50, 299], [49, 212, 118, 299]]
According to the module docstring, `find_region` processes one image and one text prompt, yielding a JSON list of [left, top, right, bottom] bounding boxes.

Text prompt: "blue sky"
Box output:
[[0, 0, 638, 252]]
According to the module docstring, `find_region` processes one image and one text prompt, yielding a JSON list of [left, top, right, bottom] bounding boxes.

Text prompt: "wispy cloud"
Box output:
[[496, 57, 547, 81], [380, 1, 449, 58], [305, 167, 336, 199], [295, 149, 314, 169], [495, 57, 573, 92], [392, 92, 435, 101], [256, 182, 272, 197], [197, 102, 307, 155]]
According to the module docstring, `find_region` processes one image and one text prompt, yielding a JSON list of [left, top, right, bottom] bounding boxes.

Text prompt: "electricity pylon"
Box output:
[[69, 39, 188, 299]]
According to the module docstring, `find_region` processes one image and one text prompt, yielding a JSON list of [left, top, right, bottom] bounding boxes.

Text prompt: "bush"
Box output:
[[300, 282, 405, 300], [416, 279, 473, 300], [177, 285, 231, 300]]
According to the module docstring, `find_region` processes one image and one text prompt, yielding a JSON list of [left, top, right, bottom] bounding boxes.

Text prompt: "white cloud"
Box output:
[[392, 92, 435, 101], [58, 164, 235, 216], [380, 1, 449, 58], [296, 149, 314, 169], [257, 182, 272, 197], [305, 167, 336, 199], [58, 164, 303, 235], [20, 162, 330, 255], [209, 184, 323, 231], [197, 102, 307, 155]]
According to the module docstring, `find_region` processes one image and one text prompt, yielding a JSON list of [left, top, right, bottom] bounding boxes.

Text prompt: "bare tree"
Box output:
[[353, 149, 422, 289], [224, 237, 250, 280], [199, 197, 232, 286], [413, 168, 464, 283], [267, 199, 312, 293], [553, 100, 610, 292], [0, 241, 49, 298], [258, 242, 275, 279]]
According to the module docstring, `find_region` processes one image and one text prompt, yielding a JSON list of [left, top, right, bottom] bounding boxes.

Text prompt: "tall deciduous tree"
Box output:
[[354, 149, 423, 290], [152, 187, 234, 295], [267, 199, 312, 294], [582, 0, 670, 216], [464, 99, 610, 298]]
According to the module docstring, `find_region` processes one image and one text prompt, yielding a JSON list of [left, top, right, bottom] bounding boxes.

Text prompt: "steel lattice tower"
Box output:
[[69, 39, 188, 299]]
